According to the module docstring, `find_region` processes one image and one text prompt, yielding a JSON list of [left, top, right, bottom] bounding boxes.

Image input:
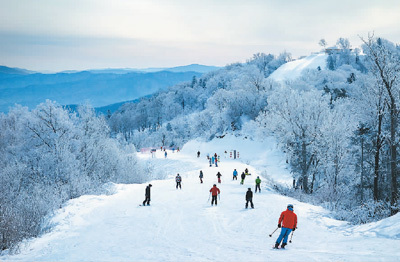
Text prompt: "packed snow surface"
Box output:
[[2, 135, 399, 261], [269, 53, 327, 82]]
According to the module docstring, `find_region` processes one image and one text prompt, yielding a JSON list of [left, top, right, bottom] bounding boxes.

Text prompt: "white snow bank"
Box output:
[[269, 53, 327, 82], [350, 213, 400, 239]]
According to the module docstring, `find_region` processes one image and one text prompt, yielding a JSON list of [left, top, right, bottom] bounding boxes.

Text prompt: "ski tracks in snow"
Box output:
[[3, 141, 400, 261]]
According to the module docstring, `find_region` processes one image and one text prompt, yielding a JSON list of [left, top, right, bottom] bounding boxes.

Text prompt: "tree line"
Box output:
[[0, 101, 148, 252], [108, 35, 399, 223]]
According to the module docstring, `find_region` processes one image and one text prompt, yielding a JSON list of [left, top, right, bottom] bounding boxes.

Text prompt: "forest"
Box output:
[[108, 36, 399, 222], [1, 35, 399, 252]]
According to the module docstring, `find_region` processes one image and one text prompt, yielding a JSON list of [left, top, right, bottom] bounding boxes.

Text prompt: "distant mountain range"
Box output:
[[84, 64, 220, 74], [0, 64, 218, 113], [0, 65, 36, 75]]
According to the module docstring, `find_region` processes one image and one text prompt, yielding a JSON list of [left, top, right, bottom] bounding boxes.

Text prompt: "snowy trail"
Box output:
[[2, 136, 399, 261]]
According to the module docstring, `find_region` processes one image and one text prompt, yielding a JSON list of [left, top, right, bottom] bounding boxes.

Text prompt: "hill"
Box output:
[[2, 135, 399, 261], [0, 70, 202, 112], [268, 53, 327, 82], [86, 64, 220, 74], [0, 65, 35, 75], [146, 64, 220, 73]]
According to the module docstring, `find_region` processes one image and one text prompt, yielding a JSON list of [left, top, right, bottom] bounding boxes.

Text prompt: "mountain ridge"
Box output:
[[0, 70, 203, 112]]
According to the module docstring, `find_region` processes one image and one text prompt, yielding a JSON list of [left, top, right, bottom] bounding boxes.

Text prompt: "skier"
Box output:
[[245, 188, 254, 209], [240, 172, 246, 185], [215, 157, 218, 167], [176, 173, 182, 189], [255, 176, 261, 193], [233, 169, 238, 180], [197, 151, 201, 158], [212, 156, 215, 164], [275, 204, 297, 249], [216, 172, 222, 183], [199, 170, 204, 183], [164, 151, 167, 158], [245, 168, 249, 176], [209, 184, 220, 206], [142, 184, 152, 206], [209, 157, 212, 167]]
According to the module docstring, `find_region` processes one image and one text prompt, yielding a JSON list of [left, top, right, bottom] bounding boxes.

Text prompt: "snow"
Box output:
[[2, 135, 400, 261], [269, 53, 327, 82]]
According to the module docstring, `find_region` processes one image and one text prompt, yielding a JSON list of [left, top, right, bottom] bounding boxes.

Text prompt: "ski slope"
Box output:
[[269, 53, 327, 82], [2, 135, 400, 261]]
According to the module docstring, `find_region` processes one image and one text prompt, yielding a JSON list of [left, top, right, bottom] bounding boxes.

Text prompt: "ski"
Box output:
[[272, 246, 286, 250]]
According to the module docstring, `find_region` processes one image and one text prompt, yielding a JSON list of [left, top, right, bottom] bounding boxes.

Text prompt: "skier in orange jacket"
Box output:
[[275, 204, 297, 249]]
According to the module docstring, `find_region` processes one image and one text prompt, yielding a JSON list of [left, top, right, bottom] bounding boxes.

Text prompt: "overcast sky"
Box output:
[[1, 0, 399, 72]]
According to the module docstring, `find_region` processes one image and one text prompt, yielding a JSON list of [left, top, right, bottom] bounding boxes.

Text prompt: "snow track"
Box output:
[[2, 136, 399, 261]]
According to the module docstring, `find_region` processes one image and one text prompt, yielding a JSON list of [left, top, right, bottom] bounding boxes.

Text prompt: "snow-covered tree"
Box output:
[[257, 88, 330, 193], [362, 36, 400, 215]]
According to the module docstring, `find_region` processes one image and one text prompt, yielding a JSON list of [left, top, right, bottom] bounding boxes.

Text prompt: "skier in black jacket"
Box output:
[[245, 188, 254, 209], [216, 172, 222, 183], [143, 184, 152, 206], [240, 172, 246, 185], [176, 174, 182, 189]]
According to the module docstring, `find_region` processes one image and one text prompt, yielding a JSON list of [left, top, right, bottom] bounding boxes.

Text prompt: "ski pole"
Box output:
[[289, 230, 295, 243], [269, 227, 279, 237], [207, 193, 211, 203]]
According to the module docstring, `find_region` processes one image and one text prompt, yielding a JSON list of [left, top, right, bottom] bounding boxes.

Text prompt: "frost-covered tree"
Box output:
[[362, 36, 400, 215], [108, 53, 287, 147], [257, 88, 330, 193], [319, 39, 327, 49], [0, 101, 145, 252]]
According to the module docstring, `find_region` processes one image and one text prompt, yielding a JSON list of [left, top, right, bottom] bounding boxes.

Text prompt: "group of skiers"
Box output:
[[160, 147, 180, 158], [207, 153, 220, 167], [142, 149, 298, 250]]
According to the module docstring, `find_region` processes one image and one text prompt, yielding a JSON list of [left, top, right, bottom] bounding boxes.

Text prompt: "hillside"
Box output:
[[268, 53, 327, 82], [87, 64, 220, 74], [2, 135, 399, 261], [0, 70, 202, 112], [0, 66, 35, 75]]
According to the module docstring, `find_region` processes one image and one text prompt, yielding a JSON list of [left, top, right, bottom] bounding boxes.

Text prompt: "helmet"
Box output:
[[149, 184, 152, 187], [248, 188, 251, 190], [287, 204, 293, 209], [213, 184, 216, 186]]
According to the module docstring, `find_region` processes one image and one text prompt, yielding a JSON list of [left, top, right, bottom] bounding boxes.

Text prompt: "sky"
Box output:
[[1, 0, 399, 72]]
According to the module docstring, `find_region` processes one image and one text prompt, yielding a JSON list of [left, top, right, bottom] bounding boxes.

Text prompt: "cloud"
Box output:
[[1, 0, 399, 70]]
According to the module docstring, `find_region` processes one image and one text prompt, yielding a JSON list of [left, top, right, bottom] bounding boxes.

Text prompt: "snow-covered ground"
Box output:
[[269, 53, 327, 82], [2, 135, 400, 261]]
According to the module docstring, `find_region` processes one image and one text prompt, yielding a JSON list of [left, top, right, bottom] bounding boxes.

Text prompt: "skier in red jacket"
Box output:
[[274, 204, 297, 249], [209, 184, 220, 206]]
